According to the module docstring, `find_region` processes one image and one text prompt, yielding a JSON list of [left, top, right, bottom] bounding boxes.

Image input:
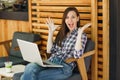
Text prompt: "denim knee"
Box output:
[[25, 63, 39, 73]]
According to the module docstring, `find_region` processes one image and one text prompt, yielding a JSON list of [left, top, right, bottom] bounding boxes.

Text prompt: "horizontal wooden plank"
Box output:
[[98, 51, 103, 55], [98, 23, 103, 27], [31, 18, 91, 25], [98, 58, 103, 62], [98, 16, 102, 20], [32, 24, 91, 36], [41, 40, 47, 45], [32, 12, 91, 19], [98, 44, 102, 49], [98, 2, 103, 6], [33, 28, 58, 35], [97, 78, 103, 80], [98, 37, 103, 41], [98, 30, 103, 35], [32, 23, 92, 32], [31, 6, 91, 13], [98, 64, 103, 69], [98, 71, 103, 76], [32, 0, 91, 6], [32, 23, 61, 30], [40, 46, 47, 51], [98, 9, 102, 13]]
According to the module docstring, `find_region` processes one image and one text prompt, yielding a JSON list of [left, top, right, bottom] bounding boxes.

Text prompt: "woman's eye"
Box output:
[[72, 16, 75, 18], [65, 16, 76, 19]]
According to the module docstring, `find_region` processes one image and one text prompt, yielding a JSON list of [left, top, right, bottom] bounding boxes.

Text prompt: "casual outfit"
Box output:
[[21, 28, 87, 80]]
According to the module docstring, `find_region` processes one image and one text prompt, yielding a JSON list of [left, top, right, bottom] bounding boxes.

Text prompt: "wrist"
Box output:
[[48, 31, 54, 35]]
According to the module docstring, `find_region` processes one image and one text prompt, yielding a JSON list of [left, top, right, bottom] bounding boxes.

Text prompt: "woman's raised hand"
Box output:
[[78, 23, 92, 34], [46, 17, 58, 32]]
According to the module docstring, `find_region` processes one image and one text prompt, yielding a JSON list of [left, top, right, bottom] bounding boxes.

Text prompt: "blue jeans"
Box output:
[[21, 58, 73, 80]]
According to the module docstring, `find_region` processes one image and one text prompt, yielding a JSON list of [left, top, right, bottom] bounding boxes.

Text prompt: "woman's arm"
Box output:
[[73, 23, 91, 58], [46, 18, 58, 53], [75, 23, 91, 50], [47, 31, 54, 53]]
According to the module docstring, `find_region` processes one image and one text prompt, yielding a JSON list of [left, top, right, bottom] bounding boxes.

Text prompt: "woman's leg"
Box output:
[[37, 68, 72, 80], [21, 63, 46, 80], [37, 62, 73, 80]]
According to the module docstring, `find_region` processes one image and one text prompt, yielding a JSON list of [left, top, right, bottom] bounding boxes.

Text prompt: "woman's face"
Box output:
[[65, 11, 79, 32]]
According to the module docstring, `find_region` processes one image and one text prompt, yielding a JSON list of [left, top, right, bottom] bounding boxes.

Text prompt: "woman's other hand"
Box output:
[[78, 23, 92, 34]]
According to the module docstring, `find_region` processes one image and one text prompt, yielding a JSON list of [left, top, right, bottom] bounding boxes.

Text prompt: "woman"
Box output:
[[21, 7, 91, 80]]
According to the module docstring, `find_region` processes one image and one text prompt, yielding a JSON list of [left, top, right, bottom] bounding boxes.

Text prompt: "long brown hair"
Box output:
[[55, 7, 80, 46]]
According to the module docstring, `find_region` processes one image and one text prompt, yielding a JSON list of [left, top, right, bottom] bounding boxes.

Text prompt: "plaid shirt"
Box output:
[[48, 28, 87, 67]]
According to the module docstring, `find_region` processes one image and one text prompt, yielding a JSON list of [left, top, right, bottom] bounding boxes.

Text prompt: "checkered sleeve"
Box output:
[[50, 42, 57, 54], [50, 42, 62, 55], [73, 33, 87, 58]]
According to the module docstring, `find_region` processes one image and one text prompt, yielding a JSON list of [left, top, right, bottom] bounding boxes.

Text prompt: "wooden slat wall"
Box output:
[[28, 0, 98, 80], [0, 20, 30, 57]]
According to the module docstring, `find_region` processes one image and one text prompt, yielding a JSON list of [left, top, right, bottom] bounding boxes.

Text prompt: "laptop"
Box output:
[[17, 39, 63, 67]]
